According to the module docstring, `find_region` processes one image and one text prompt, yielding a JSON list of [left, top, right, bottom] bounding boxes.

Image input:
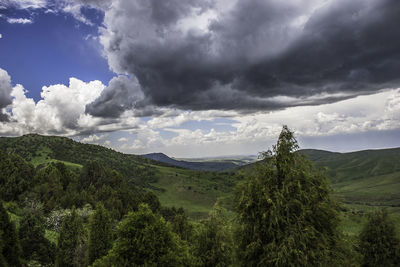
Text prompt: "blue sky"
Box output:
[[0, 6, 113, 101], [0, 0, 399, 157]]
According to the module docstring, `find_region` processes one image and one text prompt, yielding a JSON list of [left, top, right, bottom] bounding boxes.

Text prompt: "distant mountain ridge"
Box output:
[[142, 152, 240, 172]]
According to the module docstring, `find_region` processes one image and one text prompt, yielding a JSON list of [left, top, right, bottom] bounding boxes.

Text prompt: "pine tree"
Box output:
[[18, 209, 55, 265], [0, 202, 21, 267], [87, 203, 112, 265], [359, 209, 400, 266], [56, 208, 84, 267], [92, 204, 193, 266], [235, 126, 341, 266]]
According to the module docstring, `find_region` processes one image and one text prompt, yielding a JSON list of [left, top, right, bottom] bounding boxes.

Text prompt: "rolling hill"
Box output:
[[1, 134, 399, 218], [300, 148, 400, 183], [142, 152, 241, 172], [0, 134, 240, 218]]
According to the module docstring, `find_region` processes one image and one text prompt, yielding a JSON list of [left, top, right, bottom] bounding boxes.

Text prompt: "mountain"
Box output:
[[142, 152, 239, 172]]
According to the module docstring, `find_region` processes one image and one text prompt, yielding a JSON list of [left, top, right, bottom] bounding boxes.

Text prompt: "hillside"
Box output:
[[0, 134, 164, 186], [142, 152, 239, 172], [0, 134, 239, 218], [1, 134, 400, 217], [300, 148, 400, 183]]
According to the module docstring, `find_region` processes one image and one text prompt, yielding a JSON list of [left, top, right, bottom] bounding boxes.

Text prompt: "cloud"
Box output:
[[1, 77, 105, 135], [61, 3, 94, 25], [2, 0, 47, 9], [86, 75, 144, 118], [0, 68, 13, 121], [0, 33, 2, 38], [7, 18, 33, 24], [81, 133, 108, 143], [1, 0, 106, 26], [90, 0, 400, 114], [109, 87, 400, 157], [117, 137, 128, 142]]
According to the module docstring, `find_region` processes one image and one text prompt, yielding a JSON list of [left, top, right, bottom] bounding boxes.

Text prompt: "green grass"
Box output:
[[339, 203, 400, 237], [149, 165, 236, 219], [333, 171, 400, 206]]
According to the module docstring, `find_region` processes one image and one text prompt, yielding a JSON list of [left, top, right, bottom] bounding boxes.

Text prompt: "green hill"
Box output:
[[142, 152, 240, 172], [300, 148, 400, 183], [0, 134, 239, 218], [1, 134, 399, 219]]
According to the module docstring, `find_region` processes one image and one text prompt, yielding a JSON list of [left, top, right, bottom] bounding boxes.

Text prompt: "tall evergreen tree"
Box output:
[[87, 203, 112, 265], [235, 126, 341, 266], [18, 209, 55, 265], [359, 209, 400, 267], [0, 202, 21, 267], [56, 208, 84, 267]]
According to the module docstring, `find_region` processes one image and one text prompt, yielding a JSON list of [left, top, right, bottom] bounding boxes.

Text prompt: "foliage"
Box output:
[[56, 208, 85, 267], [235, 126, 341, 266], [18, 208, 56, 265], [0, 201, 22, 267], [92, 204, 193, 267], [0, 151, 34, 201], [359, 209, 400, 266], [194, 205, 233, 267], [87, 203, 113, 265], [0, 134, 160, 187], [161, 206, 194, 242]]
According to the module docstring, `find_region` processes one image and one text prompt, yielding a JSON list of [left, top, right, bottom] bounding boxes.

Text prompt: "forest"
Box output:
[[0, 127, 399, 266]]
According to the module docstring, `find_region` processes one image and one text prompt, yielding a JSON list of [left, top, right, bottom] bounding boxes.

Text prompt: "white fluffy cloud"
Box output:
[[1, 77, 105, 135], [81, 133, 108, 143]]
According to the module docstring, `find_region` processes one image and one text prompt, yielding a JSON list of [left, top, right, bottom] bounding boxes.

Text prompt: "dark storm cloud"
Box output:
[[234, 0, 400, 99], [87, 0, 400, 116], [85, 75, 144, 118]]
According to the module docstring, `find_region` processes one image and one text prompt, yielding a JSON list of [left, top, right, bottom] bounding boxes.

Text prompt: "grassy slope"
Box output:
[[301, 149, 400, 237], [300, 148, 400, 183]]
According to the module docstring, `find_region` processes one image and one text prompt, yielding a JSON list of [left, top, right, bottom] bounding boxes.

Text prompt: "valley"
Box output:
[[1, 134, 399, 235]]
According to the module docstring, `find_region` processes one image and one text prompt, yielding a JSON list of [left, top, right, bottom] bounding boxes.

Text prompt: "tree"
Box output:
[[87, 203, 113, 265], [359, 209, 400, 266], [194, 205, 233, 267], [92, 204, 193, 266], [235, 126, 341, 266], [0, 152, 34, 201], [18, 208, 55, 265], [56, 208, 84, 267], [0, 202, 21, 267]]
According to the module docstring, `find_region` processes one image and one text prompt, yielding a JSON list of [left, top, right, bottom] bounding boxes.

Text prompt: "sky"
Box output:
[[0, 0, 399, 158]]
